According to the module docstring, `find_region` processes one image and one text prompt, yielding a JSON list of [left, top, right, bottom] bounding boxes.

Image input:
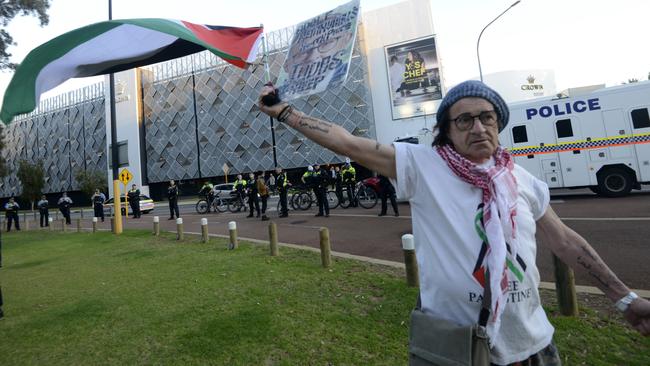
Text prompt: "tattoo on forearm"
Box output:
[[293, 114, 332, 134], [576, 245, 612, 289]]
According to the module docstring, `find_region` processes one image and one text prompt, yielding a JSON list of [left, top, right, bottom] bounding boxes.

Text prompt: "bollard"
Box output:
[[48, 217, 53, 231], [319, 227, 331, 268], [402, 234, 419, 287], [92, 217, 98, 233], [268, 222, 279, 256], [176, 218, 184, 240], [110, 218, 115, 232], [61, 219, 67, 232], [201, 218, 209, 243], [553, 254, 579, 316], [228, 221, 238, 250], [76, 218, 82, 233], [153, 216, 160, 236]]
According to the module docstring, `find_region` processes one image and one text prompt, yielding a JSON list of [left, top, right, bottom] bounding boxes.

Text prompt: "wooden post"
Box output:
[[61, 219, 66, 232], [319, 227, 331, 268], [153, 216, 160, 236], [269, 222, 279, 256], [92, 217, 98, 233], [553, 254, 579, 316], [201, 218, 209, 243], [176, 218, 184, 240], [228, 221, 238, 250], [76, 218, 82, 233], [402, 234, 419, 287]]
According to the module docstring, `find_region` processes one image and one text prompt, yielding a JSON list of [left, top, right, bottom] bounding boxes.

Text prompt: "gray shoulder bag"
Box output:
[[408, 271, 492, 366]]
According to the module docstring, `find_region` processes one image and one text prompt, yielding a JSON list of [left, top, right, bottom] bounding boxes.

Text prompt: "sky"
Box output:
[[1, 0, 649, 110]]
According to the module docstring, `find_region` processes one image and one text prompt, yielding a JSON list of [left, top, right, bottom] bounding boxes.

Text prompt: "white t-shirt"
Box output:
[[392, 142, 554, 365]]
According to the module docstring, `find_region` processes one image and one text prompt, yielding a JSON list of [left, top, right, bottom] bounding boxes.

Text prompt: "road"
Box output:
[[15, 190, 650, 290]]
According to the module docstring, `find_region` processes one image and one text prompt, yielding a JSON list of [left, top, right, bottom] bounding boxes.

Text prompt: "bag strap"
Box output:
[[415, 269, 492, 327]]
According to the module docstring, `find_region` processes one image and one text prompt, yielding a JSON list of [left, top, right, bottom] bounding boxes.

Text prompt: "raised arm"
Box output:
[[537, 206, 650, 335], [258, 86, 396, 178]]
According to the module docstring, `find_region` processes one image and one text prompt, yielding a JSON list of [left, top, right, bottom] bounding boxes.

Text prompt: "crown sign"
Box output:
[[527, 75, 535, 84]]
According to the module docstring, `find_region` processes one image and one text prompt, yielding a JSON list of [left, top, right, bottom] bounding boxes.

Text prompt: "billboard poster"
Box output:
[[276, 0, 360, 101], [385, 36, 443, 120]]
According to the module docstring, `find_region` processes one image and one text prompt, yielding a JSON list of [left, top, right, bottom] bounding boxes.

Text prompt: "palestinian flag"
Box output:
[[0, 18, 264, 124]]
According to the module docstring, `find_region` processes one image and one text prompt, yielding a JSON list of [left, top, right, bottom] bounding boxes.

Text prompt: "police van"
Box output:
[[502, 81, 650, 197]]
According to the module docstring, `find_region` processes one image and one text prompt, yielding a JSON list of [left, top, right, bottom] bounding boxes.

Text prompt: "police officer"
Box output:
[[341, 158, 357, 207], [128, 184, 141, 218], [246, 173, 260, 218], [276, 167, 289, 218], [378, 174, 399, 217], [37, 195, 49, 227], [313, 164, 329, 217], [301, 165, 314, 187], [4, 197, 20, 231], [91, 189, 106, 222], [199, 181, 214, 212], [168, 180, 179, 220], [233, 174, 247, 208], [57, 193, 73, 225]]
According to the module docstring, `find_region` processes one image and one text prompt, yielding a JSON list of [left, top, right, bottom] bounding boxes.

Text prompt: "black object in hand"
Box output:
[[262, 83, 281, 106]]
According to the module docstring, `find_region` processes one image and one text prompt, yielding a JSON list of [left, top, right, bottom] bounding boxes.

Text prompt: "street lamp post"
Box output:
[[476, 0, 521, 82]]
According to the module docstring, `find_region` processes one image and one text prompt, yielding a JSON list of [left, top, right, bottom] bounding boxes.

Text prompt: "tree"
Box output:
[[1, 0, 52, 70], [17, 159, 44, 210], [0, 125, 7, 177], [75, 169, 108, 198]]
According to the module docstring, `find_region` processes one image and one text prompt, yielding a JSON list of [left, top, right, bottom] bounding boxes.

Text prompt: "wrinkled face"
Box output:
[[447, 97, 500, 164]]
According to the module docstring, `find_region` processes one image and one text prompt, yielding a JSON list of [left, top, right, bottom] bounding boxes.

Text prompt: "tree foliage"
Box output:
[[75, 169, 108, 198], [0, 125, 7, 177], [1, 0, 51, 70], [17, 159, 45, 210]]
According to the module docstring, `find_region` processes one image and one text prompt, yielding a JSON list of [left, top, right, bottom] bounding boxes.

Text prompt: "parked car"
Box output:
[[104, 195, 155, 216], [212, 183, 235, 197]]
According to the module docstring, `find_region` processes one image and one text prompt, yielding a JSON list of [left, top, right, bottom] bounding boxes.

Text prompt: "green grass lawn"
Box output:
[[0, 230, 648, 365]]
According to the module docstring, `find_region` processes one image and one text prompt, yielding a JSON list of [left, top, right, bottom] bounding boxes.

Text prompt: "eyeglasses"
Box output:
[[449, 110, 498, 131]]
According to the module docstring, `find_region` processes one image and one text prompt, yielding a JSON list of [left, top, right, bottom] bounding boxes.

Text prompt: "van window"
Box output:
[[555, 119, 573, 138], [631, 108, 650, 129], [512, 125, 528, 143]]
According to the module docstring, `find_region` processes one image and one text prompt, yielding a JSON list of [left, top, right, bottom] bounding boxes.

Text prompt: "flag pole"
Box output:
[[261, 25, 278, 169], [108, 0, 123, 234]]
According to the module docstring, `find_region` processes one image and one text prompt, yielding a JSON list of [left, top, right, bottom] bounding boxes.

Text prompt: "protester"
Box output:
[[258, 80, 650, 364], [246, 173, 260, 218], [267, 172, 276, 195], [313, 164, 329, 217], [341, 158, 356, 207], [91, 189, 106, 222], [57, 193, 73, 225], [37, 195, 49, 227], [4, 197, 20, 232], [257, 173, 270, 221]]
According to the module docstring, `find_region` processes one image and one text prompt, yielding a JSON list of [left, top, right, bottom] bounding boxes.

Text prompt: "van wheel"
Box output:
[[597, 167, 633, 197]]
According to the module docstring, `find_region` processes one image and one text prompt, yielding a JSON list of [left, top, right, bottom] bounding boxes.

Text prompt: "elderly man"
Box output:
[[258, 80, 649, 364]]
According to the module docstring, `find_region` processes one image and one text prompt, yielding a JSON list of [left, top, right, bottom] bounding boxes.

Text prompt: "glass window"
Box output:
[[512, 125, 528, 143], [631, 108, 650, 129], [108, 141, 129, 168], [555, 119, 573, 138]]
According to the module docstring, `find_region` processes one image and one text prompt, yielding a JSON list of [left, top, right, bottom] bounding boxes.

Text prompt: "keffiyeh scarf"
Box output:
[[437, 144, 519, 340]]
